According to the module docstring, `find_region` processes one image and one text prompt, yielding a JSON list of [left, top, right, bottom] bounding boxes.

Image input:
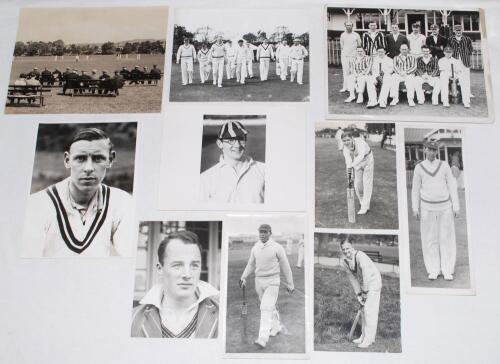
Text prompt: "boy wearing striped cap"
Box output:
[[412, 140, 459, 281], [200, 120, 265, 204], [239, 224, 294, 349], [131, 230, 219, 338], [21, 128, 134, 257]]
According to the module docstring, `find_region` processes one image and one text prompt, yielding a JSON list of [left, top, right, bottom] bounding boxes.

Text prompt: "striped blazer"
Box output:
[[415, 56, 439, 77], [362, 31, 386, 57], [349, 56, 372, 76], [447, 35, 473, 68], [131, 296, 219, 339], [393, 55, 417, 75]]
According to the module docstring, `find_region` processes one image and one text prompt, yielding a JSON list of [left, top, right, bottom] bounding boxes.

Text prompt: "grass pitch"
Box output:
[[6, 54, 165, 114], [169, 61, 310, 102], [314, 265, 401, 353], [225, 246, 305, 354], [315, 137, 399, 230]]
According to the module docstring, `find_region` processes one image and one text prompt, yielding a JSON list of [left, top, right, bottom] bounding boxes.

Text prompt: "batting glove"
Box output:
[[239, 278, 246, 288]]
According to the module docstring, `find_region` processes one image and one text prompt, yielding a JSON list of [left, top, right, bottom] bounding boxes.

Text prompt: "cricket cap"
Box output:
[[424, 140, 440, 149], [217, 120, 248, 139], [258, 224, 272, 232]]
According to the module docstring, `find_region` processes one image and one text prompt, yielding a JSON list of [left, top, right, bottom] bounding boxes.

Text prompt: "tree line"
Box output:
[[14, 40, 165, 57]]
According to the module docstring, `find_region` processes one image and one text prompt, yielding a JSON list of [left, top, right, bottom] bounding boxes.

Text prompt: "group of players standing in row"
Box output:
[[340, 22, 475, 108], [176, 35, 309, 88]]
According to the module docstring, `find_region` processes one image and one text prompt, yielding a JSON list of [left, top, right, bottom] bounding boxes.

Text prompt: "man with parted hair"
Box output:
[[340, 238, 382, 348], [414, 45, 440, 105], [370, 46, 394, 108], [390, 43, 418, 106], [200, 120, 265, 204], [21, 127, 134, 257], [362, 21, 386, 58], [339, 21, 361, 92], [385, 24, 409, 59], [131, 230, 219, 338], [407, 23, 426, 58]]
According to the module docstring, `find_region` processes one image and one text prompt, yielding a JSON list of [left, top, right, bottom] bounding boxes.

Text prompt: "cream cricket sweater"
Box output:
[[241, 239, 294, 288], [411, 159, 460, 212]]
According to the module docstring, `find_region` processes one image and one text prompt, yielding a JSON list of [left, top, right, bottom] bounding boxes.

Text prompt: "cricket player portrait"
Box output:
[[131, 230, 219, 338], [239, 224, 294, 349], [340, 238, 382, 348], [21, 126, 135, 257], [199, 120, 265, 204], [411, 140, 459, 281], [341, 129, 374, 215]]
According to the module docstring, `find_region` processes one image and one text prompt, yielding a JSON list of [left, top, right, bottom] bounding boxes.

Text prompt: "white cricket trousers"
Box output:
[[236, 62, 247, 83], [246, 60, 254, 78], [278, 57, 289, 80], [440, 65, 471, 106], [226, 57, 235, 79], [414, 76, 440, 104], [259, 58, 270, 81], [371, 74, 392, 106], [420, 205, 457, 276], [180, 58, 193, 85], [255, 276, 281, 344], [290, 59, 304, 84], [341, 55, 354, 89], [199, 61, 211, 83], [212, 58, 225, 86], [354, 152, 374, 211], [296, 245, 304, 267], [390, 74, 416, 103], [346, 74, 372, 102], [360, 289, 381, 344]]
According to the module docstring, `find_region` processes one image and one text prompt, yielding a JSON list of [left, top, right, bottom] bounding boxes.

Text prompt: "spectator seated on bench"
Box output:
[[7, 75, 45, 106], [63, 73, 120, 97]]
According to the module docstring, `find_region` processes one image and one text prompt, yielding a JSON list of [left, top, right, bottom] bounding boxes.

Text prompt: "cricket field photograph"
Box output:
[[314, 233, 401, 353], [315, 121, 399, 230], [223, 215, 306, 357], [6, 7, 168, 114]]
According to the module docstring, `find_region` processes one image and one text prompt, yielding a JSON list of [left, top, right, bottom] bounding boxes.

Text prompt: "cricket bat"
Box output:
[[450, 63, 459, 104], [347, 168, 356, 223], [348, 308, 363, 341], [241, 286, 247, 316]]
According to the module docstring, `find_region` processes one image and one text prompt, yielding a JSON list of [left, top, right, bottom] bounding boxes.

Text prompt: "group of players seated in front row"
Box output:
[[341, 23, 474, 108]]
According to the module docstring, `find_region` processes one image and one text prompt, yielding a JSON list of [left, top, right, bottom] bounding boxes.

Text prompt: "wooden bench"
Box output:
[[64, 79, 119, 97], [6, 85, 49, 107], [124, 73, 162, 86], [364, 250, 382, 263]]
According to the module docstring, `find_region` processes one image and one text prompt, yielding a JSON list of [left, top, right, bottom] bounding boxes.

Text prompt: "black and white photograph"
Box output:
[[200, 115, 266, 204], [131, 220, 221, 339], [315, 121, 399, 230], [169, 8, 310, 102], [158, 105, 306, 212], [20, 122, 137, 258], [6, 7, 168, 114], [405, 127, 473, 293], [223, 215, 306, 358], [326, 7, 492, 122], [314, 232, 401, 353]]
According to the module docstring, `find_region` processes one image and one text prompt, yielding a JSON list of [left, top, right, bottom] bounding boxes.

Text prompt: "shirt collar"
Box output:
[[217, 155, 254, 168], [57, 177, 103, 215], [140, 281, 219, 312]]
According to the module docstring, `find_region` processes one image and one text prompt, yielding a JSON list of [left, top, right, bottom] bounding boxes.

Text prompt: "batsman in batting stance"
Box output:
[[340, 238, 382, 348], [239, 224, 294, 349], [341, 129, 374, 215], [411, 140, 459, 281]]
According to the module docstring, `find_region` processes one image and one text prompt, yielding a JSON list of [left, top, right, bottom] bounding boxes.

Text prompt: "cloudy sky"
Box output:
[[175, 8, 309, 43], [16, 7, 168, 43]]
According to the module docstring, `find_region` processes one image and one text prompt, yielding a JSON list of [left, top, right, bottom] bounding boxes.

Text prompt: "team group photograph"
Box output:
[[327, 7, 490, 119], [169, 8, 310, 102], [404, 128, 472, 290], [6, 6, 168, 114], [315, 121, 399, 230]]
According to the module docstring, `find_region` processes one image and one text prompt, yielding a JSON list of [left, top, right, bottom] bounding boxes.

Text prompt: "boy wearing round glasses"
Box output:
[[200, 120, 265, 203]]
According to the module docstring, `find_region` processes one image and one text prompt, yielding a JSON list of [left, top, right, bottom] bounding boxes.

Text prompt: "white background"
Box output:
[[0, 1, 500, 364]]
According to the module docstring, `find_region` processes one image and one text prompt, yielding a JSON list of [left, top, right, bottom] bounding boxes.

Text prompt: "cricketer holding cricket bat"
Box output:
[[341, 239, 382, 348], [341, 129, 374, 215], [239, 224, 294, 349]]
